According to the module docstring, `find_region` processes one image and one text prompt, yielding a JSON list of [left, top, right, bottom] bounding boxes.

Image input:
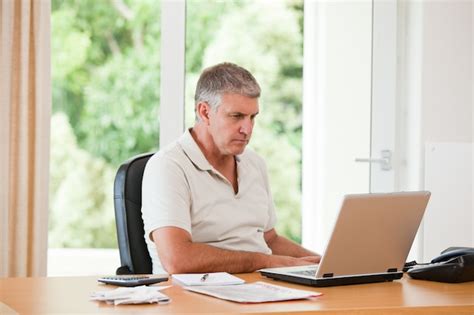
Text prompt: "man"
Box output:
[[142, 62, 320, 274]]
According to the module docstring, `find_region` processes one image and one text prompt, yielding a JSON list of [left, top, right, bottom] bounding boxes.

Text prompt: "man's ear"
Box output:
[[197, 102, 211, 124]]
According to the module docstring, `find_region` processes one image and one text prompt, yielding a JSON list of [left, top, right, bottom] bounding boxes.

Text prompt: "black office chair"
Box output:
[[113, 152, 155, 275]]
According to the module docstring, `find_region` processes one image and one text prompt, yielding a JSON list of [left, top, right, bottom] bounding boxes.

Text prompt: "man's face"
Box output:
[[208, 93, 259, 156]]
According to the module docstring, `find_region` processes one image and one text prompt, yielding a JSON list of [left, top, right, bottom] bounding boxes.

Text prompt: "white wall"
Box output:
[[424, 142, 472, 261], [421, 1, 472, 143], [418, 1, 473, 261]]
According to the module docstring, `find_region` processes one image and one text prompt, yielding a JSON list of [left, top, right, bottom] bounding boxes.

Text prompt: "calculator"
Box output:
[[98, 275, 169, 287]]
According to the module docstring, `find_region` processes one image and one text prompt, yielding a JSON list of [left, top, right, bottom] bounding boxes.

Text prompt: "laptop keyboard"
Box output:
[[289, 267, 318, 277]]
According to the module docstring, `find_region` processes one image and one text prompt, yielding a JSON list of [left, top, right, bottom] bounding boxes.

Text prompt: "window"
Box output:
[[49, 0, 161, 275], [49, 0, 305, 276]]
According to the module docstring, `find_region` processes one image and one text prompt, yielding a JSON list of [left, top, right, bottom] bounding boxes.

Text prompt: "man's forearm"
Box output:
[[154, 227, 319, 274], [158, 240, 319, 274], [159, 241, 271, 274]]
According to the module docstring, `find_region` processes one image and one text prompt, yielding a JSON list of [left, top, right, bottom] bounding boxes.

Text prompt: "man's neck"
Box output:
[[190, 124, 239, 193], [190, 125, 235, 170]]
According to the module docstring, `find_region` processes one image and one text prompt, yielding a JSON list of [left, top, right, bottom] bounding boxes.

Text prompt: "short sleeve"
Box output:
[[141, 153, 192, 241]]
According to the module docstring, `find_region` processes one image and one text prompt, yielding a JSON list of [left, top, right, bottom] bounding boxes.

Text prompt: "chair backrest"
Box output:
[[113, 152, 155, 274]]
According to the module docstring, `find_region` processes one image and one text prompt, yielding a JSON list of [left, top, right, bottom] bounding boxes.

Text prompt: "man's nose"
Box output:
[[239, 118, 253, 135]]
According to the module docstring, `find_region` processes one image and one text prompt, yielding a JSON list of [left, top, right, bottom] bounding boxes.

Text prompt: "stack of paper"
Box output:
[[172, 272, 245, 286], [90, 285, 171, 305], [184, 281, 322, 303]]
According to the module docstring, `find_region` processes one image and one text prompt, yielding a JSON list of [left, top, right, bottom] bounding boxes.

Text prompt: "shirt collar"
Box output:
[[178, 128, 241, 171], [178, 129, 212, 171]]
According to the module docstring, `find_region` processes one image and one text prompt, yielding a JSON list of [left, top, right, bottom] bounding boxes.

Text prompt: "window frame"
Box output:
[[160, 0, 186, 146]]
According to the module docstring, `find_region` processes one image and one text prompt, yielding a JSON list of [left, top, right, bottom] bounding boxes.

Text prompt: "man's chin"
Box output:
[[228, 144, 247, 155]]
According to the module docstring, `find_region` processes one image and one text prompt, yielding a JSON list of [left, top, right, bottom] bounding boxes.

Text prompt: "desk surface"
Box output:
[[1, 273, 473, 314]]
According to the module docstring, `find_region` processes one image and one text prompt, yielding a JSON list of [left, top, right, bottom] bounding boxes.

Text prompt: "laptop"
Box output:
[[260, 191, 431, 287]]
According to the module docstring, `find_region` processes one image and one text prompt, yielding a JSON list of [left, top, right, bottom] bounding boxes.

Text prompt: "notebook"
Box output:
[[260, 191, 431, 287], [172, 272, 245, 286]]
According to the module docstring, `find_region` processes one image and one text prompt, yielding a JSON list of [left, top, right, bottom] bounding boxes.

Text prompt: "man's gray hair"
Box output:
[[194, 62, 261, 118]]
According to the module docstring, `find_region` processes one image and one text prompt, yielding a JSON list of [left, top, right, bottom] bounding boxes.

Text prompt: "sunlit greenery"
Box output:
[[49, 0, 304, 248]]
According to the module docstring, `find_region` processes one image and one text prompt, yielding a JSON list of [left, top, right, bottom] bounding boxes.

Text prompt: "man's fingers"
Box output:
[[300, 255, 322, 263]]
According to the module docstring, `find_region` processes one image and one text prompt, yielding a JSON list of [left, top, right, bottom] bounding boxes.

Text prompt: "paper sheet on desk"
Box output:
[[184, 281, 322, 303], [90, 285, 171, 305], [172, 272, 245, 286]]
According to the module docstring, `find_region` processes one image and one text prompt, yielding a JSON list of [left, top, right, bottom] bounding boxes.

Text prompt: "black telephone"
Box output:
[[406, 247, 474, 283]]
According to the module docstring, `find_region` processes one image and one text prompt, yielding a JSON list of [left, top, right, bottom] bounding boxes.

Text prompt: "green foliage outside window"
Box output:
[[50, 0, 304, 248]]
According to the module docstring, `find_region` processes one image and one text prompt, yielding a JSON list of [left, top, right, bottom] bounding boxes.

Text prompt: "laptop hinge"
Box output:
[[387, 268, 398, 273], [322, 273, 334, 278]]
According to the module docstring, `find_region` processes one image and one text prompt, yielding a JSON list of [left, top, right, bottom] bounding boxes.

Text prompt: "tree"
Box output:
[[50, 0, 161, 248], [52, 0, 161, 165], [80, 47, 160, 165], [49, 113, 116, 248]]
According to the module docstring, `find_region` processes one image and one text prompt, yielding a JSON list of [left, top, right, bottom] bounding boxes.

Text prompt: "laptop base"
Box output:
[[260, 271, 403, 287]]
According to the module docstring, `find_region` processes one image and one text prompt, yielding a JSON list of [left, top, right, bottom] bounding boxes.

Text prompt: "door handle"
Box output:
[[355, 150, 392, 171]]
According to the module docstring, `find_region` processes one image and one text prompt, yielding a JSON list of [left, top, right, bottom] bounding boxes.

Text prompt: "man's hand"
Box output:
[[264, 228, 321, 260], [266, 254, 321, 268]]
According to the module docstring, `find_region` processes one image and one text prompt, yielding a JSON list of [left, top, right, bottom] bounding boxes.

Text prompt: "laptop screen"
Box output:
[[316, 191, 430, 278]]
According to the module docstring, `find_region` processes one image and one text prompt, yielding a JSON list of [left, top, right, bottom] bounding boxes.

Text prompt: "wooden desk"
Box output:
[[1, 273, 473, 314]]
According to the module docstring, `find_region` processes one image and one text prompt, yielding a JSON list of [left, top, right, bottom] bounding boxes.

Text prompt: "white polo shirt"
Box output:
[[142, 129, 277, 274]]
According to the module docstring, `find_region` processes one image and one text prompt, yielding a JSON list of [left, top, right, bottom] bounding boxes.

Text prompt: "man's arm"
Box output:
[[264, 228, 321, 261], [152, 227, 319, 274]]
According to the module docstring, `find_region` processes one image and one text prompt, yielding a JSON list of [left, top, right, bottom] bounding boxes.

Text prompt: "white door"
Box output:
[[302, 0, 400, 253], [359, 0, 398, 193]]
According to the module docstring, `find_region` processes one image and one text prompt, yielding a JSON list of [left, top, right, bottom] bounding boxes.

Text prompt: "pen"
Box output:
[[200, 273, 209, 282]]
